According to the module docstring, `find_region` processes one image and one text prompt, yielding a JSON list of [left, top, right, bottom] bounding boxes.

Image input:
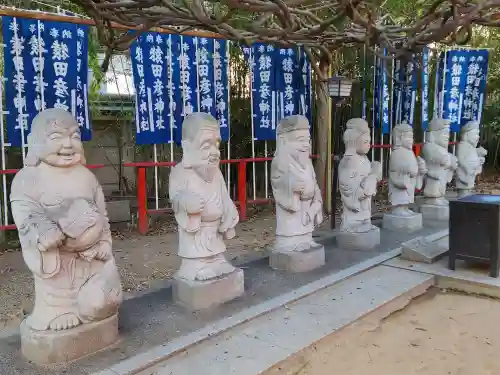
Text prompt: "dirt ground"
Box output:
[[268, 291, 500, 375], [0, 208, 282, 332]]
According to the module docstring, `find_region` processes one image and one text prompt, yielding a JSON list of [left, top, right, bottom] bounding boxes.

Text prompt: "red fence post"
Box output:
[[413, 144, 422, 157], [137, 167, 148, 235], [237, 161, 247, 222]]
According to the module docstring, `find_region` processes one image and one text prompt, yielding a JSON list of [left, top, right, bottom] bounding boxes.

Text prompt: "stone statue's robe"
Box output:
[[10, 163, 122, 331], [456, 142, 482, 190], [389, 147, 419, 206], [169, 165, 239, 260], [422, 142, 454, 199], [338, 153, 375, 231], [271, 152, 322, 246]]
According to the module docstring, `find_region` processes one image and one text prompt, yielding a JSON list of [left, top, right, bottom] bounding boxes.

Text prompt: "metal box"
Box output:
[[449, 194, 500, 277]]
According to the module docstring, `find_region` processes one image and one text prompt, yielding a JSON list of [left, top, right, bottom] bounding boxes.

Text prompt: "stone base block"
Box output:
[[173, 268, 244, 311], [20, 314, 119, 365], [270, 244, 325, 273], [383, 212, 423, 233], [336, 227, 380, 251], [420, 204, 449, 221], [401, 236, 449, 263]]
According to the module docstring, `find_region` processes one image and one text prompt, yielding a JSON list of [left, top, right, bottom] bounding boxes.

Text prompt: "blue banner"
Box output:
[[131, 33, 170, 145], [461, 49, 489, 125], [3, 16, 91, 147], [243, 43, 276, 141], [393, 56, 418, 127], [242, 43, 312, 140], [276, 47, 299, 123], [401, 58, 418, 126], [421, 48, 430, 130], [214, 39, 230, 141], [374, 50, 390, 133], [130, 34, 231, 145], [439, 50, 469, 132], [299, 47, 312, 125]]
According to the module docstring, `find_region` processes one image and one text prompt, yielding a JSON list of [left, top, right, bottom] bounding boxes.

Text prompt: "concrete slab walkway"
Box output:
[[123, 266, 434, 375]]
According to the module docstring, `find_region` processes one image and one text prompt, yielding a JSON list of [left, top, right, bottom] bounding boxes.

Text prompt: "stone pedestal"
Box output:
[[336, 226, 380, 250], [383, 212, 423, 233], [20, 314, 119, 365], [420, 204, 449, 221], [270, 244, 325, 273], [173, 268, 244, 311]]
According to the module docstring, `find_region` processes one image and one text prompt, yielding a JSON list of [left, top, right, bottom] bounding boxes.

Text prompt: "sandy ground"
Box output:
[[267, 291, 500, 375]]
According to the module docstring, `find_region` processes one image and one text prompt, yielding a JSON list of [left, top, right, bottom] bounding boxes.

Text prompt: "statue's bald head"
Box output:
[[25, 108, 85, 167], [182, 112, 220, 143]]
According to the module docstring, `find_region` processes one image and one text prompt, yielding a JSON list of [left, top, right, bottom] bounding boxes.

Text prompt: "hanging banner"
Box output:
[[374, 50, 390, 134], [130, 34, 230, 145], [438, 50, 469, 132], [197, 37, 216, 117], [243, 43, 276, 141], [3, 16, 91, 147], [213, 39, 230, 141], [130, 32, 171, 145], [276, 47, 299, 123], [461, 49, 489, 126], [401, 58, 418, 126], [421, 48, 430, 130], [299, 47, 313, 126], [242, 43, 312, 140]]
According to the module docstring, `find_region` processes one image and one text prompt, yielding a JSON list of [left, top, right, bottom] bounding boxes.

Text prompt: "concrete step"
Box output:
[[103, 266, 434, 375]]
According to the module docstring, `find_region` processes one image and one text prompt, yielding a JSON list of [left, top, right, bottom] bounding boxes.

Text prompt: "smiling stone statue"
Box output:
[[269, 115, 325, 273], [169, 113, 243, 310], [10, 108, 122, 365]]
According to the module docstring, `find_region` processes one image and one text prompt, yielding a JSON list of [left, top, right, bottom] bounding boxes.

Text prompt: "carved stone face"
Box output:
[[187, 128, 221, 182], [357, 131, 371, 155], [41, 121, 83, 168], [466, 129, 480, 146], [285, 129, 311, 163], [434, 128, 450, 148], [401, 131, 414, 150]]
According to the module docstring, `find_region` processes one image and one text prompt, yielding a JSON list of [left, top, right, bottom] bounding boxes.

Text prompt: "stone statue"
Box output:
[[337, 118, 382, 250], [420, 118, 457, 220], [383, 123, 427, 232], [10, 108, 122, 364], [456, 121, 487, 198], [169, 112, 243, 310], [269, 115, 325, 272]]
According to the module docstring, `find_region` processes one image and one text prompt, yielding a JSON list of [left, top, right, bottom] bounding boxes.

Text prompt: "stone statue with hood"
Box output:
[[10, 108, 122, 364], [383, 123, 427, 232], [269, 115, 325, 272], [337, 118, 382, 250], [169, 113, 243, 310], [420, 118, 457, 220], [456, 121, 487, 197]]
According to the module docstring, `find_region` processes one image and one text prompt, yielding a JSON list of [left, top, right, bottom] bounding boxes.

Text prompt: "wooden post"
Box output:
[[314, 57, 331, 213]]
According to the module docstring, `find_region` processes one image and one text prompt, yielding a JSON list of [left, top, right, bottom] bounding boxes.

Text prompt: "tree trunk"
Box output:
[[314, 58, 330, 213]]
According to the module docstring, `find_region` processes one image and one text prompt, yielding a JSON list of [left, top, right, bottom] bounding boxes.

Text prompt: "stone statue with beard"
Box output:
[[169, 113, 243, 310], [269, 115, 325, 273], [420, 118, 457, 221]]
